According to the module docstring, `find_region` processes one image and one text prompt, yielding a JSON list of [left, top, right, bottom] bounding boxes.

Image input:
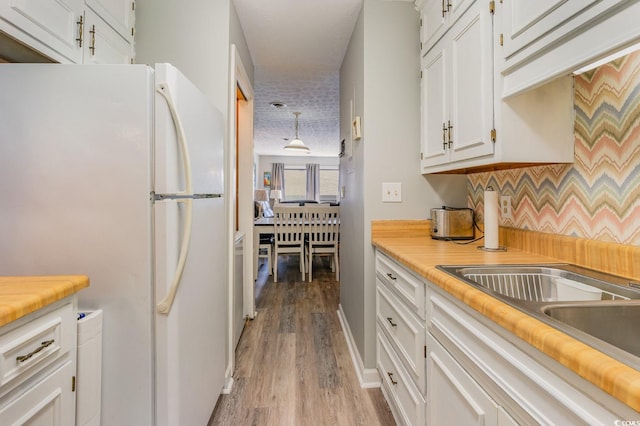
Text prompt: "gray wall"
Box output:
[[339, 0, 467, 369], [134, 0, 254, 115]]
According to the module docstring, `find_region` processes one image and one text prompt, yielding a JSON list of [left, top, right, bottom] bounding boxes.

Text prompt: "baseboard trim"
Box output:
[[337, 304, 381, 388], [221, 372, 234, 394]]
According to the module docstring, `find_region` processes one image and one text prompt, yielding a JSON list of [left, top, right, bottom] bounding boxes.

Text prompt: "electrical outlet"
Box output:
[[500, 196, 512, 219], [382, 182, 402, 203]]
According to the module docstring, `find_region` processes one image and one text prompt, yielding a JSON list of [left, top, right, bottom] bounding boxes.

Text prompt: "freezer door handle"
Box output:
[[152, 192, 223, 201], [156, 82, 194, 315]]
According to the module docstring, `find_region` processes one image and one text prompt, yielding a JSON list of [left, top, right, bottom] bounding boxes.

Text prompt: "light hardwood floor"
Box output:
[[209, 255, 395, 425]]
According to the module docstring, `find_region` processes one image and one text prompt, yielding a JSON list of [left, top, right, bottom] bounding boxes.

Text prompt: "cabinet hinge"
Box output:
[[131, 27, 135, 37], [489, 0, 495, 14], [420, 70, 423, 79], [424, 345, 427, 358], [72, 375, 76, 392], [132, 1, 135, 11], [420, 152, 424, 160], [420, 18, 422, 27], [490, 128, 497, 142], [500, 33, 504, 46]]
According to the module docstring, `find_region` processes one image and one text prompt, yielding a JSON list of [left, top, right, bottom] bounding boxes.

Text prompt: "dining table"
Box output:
[[252, 214, 340, 280]]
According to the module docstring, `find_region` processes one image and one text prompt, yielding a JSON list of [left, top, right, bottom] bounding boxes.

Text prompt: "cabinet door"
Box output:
[[448, 0, 493, 163], [501, 0, 600, 60], [0, 361, 75, 425], [83, 8, 132, 64], [420, 38, 449, 168], [427, 333, 498, 425], [421, 0, 448, 50], [420, 0, 476, 52], [0, 0, 84, 63], [85, 0, 134, 43]]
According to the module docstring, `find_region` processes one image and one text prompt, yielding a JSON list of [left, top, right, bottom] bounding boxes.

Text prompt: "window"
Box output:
[[284, 168, 305, 200], [320, 169, 338, 201], [282, 166, 339, 201]]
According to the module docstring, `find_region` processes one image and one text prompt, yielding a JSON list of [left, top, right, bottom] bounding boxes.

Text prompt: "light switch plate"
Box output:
[[382, 182, 402, 203]]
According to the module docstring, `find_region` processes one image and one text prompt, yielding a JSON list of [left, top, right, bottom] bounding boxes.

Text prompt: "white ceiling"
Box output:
[[233, 0, 363, 157]]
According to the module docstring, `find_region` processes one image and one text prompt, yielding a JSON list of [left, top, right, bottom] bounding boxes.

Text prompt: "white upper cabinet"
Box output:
[[421, 1, 493, 169], [501, 0, 600, 60], [0, 0, 133, 64], [0, 0, 84, 63], [85, 0, 133, 43], [418, 0, 575, 174], [83, 7, 132, 64], [418, 0, 476, 53], [499, 0, 640, 97]]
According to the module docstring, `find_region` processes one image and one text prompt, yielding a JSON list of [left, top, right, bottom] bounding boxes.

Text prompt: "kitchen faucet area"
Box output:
[[1, 0, 640, 425]]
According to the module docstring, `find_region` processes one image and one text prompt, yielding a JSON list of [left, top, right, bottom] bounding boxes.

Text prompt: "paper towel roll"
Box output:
[[484, 189, 499, 249]]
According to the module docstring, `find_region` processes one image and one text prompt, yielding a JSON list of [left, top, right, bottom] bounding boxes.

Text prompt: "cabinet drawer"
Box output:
[[377, 331, 425, 426], [376, 252, 426, 319], [0, 302, 74, 390], [377, 281, 426, 393]]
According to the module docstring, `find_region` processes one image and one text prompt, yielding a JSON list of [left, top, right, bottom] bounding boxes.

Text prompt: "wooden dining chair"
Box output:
[[305, 205, 340, 282], [273, 205, 306, 282]]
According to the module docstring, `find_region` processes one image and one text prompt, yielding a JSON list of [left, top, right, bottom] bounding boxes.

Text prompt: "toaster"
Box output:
[[430, 207, 475, 240]]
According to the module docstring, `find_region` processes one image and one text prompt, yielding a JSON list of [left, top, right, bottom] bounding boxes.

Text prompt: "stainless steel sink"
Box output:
[[437, 263, 640, 369], [438, 264, 640, 302], [542, 303, 640, 358]]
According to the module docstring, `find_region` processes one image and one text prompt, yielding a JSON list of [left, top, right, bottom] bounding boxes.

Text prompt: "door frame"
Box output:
[[224, 44, 254, 393]]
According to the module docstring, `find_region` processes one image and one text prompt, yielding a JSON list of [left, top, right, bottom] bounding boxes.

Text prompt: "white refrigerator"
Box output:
[[0, 63, 226, 426]]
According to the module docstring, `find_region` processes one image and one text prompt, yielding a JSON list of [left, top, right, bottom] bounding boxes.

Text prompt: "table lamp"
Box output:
[[270, 189, 282, 207], [254, 189, 269, 218]]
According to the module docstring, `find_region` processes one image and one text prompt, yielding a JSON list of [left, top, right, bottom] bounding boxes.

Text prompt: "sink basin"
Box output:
[[438, 263, 640, 369], [438, 264, 640, 302], [542, 303, 640, 358]]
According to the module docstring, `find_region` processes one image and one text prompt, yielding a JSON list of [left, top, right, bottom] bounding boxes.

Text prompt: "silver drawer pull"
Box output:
[[387, 371, 398, 385], [387, 317, 397, 327], [16, 339, 55, 363], [386, 273, 397, 281]]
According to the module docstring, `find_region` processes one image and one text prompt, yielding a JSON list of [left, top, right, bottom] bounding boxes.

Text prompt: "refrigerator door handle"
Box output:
[[157, 198, 193, 315], [156, 82, 194, 315]]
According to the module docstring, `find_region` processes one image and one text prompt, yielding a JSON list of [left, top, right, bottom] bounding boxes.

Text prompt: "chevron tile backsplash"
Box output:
[[468, 50, 640, 245]]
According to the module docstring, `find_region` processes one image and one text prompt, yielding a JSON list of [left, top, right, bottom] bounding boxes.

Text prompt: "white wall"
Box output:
[[339, 0, 467, 372]]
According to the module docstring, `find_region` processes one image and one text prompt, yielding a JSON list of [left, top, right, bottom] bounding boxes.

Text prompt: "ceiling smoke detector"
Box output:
[[270, 101, 287, 109]]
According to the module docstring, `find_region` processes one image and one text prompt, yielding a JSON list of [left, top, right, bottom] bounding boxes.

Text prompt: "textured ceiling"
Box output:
[[233, 0, 363, 157]]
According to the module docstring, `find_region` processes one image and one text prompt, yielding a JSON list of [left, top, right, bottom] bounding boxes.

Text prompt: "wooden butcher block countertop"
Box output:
[[371, 220, 640, 413], [0, 275, 89, 327]]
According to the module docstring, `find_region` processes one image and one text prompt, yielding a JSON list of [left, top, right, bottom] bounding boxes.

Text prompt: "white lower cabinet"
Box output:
[[378, 331, 425, 426], [427, 332, 517, 426], [0, 360, 75, 425], [428, 285, 638, 423], [375, 252, 426, 425], [0, 298, 77, 425], [375, 249, 640, 424]]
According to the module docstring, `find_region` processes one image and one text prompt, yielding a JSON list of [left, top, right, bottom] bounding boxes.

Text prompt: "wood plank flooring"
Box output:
[[209, 255, 395, 426]]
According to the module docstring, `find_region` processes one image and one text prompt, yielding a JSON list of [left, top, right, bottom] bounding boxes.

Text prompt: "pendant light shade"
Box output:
[[284, 112, 310, 153]]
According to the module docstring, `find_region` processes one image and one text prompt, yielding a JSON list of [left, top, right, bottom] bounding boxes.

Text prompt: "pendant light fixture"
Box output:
[[284, 112, 310, 153]]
